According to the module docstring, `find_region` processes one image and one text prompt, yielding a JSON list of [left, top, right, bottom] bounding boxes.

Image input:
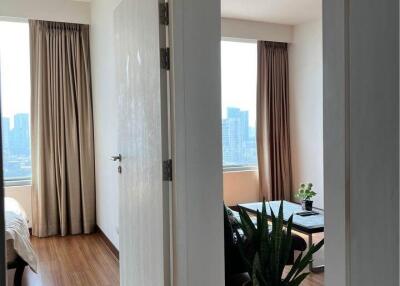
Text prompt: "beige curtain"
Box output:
[[29, 20, 96, 237], [257, 41, 292, 201]]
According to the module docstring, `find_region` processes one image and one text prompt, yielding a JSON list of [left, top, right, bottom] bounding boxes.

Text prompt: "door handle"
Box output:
[[110, 154, 122, 162]]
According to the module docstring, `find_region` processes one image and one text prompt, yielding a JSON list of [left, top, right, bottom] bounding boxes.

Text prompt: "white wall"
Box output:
[[289, 20, 324, 209], [4, 186, 32, 228], [347, 0, 398, 284], [0, 0, 90, 24], [222, 17, 293, 43], [224, 171, 259, 206], [323, 1, 348, 284], [90, 0, 121, 249]]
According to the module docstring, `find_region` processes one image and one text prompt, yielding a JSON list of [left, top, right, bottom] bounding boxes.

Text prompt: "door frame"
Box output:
[[167, 0, 355, 283], [168, 0, 225, 285], [0, 68, 5, 286], [323, 0, 399, 286], [323, 0, 350, 285]]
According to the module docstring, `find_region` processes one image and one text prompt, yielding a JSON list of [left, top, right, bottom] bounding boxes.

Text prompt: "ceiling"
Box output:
[[221, 0, 322, 25]]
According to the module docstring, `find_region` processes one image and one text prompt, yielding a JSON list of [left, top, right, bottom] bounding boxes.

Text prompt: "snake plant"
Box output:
[[236, 201, 324, 286]]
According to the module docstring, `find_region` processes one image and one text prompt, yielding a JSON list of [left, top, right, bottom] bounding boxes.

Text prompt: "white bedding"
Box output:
[[5, 197, 38, 272]]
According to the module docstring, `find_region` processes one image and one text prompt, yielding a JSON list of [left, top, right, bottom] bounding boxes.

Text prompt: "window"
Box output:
[[0, 21, 32, 183], [221, 40, 257, 169]]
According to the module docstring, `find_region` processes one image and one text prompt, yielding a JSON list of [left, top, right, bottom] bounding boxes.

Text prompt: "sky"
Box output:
[[0, 25, 255, 129], [0, 21, 31, 128], [221, 40, 257, 127]]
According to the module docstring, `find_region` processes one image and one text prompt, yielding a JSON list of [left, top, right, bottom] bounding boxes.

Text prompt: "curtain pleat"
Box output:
[[30, 20, 96, 237], [257, 41, 292, 201]]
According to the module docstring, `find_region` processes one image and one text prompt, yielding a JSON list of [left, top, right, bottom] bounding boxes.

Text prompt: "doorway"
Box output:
[[220, 1, 325, 285]]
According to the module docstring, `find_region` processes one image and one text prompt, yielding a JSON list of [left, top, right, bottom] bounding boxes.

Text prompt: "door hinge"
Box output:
[[163, 159, 173, 181], [160, 48, 170, 70], [159, 2, 169, 26]]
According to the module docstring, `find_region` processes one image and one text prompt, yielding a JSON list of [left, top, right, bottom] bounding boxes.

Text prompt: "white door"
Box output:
[[114, 0, 171, 285]]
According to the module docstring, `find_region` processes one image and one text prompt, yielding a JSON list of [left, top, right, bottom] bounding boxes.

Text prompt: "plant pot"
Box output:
[[302, 200, 313, 211]]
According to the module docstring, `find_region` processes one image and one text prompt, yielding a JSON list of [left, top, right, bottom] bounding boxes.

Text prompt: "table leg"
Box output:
[[308, 234, 325, 273]]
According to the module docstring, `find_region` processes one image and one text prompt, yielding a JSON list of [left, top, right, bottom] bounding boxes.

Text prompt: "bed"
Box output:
[[5, 197, 38, 286]]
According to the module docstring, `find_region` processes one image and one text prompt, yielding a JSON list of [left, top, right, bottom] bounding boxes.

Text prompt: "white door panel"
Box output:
[[114, 0, 170, 285]]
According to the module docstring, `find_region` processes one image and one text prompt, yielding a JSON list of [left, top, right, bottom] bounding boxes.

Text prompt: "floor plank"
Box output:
[[8, 233, 119, 286]]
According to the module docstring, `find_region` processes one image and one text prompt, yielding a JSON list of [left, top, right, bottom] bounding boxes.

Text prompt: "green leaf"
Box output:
[[287, 272, 309, 286], [234, 200, 324, 286], [234, 229, 253, 275], [238, 207, 256, 239], [283, 252, 303, 284], [293, 239, 325, 278], [255, 269, 268, 286], [280, 215, 293, 274], [253, 253, 268, 286], [259, 201, 269, 269], [270, 206, 278, 283]]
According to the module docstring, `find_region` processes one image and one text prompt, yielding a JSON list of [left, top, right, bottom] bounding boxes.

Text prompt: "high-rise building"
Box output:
[[11, 113, 30, 156], [222, 107, 257, 166], [2, 117, 10, 155]]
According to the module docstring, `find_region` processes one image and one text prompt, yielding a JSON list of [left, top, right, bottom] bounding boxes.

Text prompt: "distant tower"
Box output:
[[223, 107, 249, 164], [2, 117, 10, 156], [11, 113, 30, 156]]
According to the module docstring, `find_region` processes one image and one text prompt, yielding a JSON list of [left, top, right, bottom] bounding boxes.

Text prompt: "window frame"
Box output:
[[0, 18, 32, 186], [4, 178, 31, 187], [221, 37, 258, 172], [223, 165, 258, 173]]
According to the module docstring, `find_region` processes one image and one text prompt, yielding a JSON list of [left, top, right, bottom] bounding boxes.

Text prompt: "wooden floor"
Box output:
[[9, 233, 119, 286], [302, 272, 324, 286], [8, 232, 323, 286], [294, 231, 324, 286]]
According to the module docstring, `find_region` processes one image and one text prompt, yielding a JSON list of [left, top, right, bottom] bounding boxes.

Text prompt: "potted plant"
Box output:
[[236, 201, 324, 286], [296, 183, 316, 211]]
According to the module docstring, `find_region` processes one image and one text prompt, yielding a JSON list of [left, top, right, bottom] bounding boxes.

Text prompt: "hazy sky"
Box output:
[[0, 25, 256, 129], [0, 21, 31, 127], [221, 40, 257, 127]]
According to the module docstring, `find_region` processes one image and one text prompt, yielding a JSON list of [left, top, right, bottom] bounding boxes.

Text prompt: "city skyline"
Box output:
[[222, 107, 257, 166], [2, 112, 31, 180], [2, 107, 257, 177]]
